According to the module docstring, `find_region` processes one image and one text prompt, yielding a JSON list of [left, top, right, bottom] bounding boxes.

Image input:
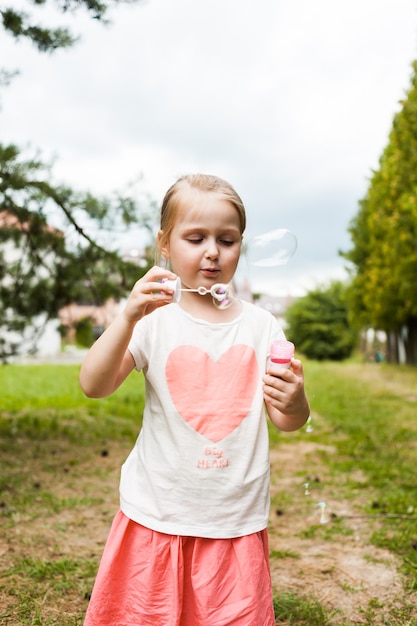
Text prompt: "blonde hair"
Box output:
[[157, 174, 246, 263]]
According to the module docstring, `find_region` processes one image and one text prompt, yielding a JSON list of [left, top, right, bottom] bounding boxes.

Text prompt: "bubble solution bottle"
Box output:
[[269, 339, 295, 369]]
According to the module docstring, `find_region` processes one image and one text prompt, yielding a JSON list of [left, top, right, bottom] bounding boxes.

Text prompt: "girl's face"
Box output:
[[159, 188, 242, 292]]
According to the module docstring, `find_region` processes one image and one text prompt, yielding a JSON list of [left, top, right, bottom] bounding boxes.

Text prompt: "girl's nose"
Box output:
[[204, 238, 219, 259]]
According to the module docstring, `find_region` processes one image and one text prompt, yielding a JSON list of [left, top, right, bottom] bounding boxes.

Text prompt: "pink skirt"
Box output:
[[84, 511, 275, 626]]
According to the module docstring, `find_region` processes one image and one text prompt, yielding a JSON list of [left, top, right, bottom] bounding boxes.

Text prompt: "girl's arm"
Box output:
[[79, 266, 177, 398], [262, 359, 310, 432]]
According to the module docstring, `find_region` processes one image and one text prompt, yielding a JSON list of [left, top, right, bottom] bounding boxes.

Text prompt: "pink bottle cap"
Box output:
[[270, 339, 295, 364]]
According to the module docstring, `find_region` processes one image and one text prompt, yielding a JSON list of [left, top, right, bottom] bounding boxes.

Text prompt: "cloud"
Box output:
[[1, 0, 416, 294]]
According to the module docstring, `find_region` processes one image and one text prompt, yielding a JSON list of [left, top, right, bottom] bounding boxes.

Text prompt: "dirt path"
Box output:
[[1, 433, 415, 624], [267, 440, 411, 624]]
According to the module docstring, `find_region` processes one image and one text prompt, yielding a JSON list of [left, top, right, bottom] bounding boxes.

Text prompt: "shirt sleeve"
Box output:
[[127, 317, 150, 371]]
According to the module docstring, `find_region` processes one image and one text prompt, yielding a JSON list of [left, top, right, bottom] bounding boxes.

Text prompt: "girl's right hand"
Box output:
[[122, 266, 178, 323]]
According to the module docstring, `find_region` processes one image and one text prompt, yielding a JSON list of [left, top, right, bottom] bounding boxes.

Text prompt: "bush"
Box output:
[[74, 316, 95, 348], [285, 281, 357, 360]]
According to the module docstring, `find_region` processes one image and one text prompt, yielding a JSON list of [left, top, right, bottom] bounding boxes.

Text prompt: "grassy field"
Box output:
[[0, 360, 416, 625]]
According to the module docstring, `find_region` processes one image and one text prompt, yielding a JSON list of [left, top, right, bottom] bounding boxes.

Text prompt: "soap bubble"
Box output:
[[316, 502, 331, 524], [247, 229, 297, 268], [211, 284, 235, 310]]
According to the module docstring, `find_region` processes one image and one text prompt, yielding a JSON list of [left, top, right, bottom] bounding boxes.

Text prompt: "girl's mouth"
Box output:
[[201, 268, 220, 278]]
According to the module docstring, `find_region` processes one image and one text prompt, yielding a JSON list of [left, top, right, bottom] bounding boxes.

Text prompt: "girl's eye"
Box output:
[[220, 240, 235, 246], [187, 238, 203, 244]]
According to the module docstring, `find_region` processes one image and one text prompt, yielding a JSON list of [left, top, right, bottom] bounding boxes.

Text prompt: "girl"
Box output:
[[80, 173, 310, 626]]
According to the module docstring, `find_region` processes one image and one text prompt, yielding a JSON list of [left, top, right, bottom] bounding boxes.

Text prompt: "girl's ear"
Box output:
[[157, 230, 170, 259]]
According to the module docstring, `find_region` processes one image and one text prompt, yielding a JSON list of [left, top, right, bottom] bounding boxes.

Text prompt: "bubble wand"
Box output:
[[162, 278, 234, 310]]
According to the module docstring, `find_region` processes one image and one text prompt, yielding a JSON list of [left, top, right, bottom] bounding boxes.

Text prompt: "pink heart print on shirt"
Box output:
[[166, 344, 258, 442]]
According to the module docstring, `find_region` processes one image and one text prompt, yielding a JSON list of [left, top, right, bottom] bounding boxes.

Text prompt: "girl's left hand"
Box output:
[[262, 359, 310, 431]]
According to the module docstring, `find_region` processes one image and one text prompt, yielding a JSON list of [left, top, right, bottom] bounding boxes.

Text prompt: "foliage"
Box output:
[[342, 60, 417, 363], [1, 1, 139, 53], [0, 144, 154, 360], [284, 281, 357, 360], [0, 0, 151, 361], [74, 316, 95, 347]]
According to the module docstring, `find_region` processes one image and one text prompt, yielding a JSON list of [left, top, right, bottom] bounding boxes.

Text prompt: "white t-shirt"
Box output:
[[121, 300, 285, 539]]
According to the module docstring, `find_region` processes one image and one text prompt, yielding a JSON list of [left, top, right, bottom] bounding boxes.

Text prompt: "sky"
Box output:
[[1, 0, 417, 296]]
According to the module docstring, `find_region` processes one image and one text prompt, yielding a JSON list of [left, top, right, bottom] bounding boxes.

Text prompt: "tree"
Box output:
[[0, 143, 154, 360], [1, 1, 138, 53], [0, 0, 150, 361], [284, 281, 357, 361], [342, 61, 417, 364]]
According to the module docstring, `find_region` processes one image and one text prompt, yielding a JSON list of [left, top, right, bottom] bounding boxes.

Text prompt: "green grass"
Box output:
[[0, 364, 144, 625], [273, 591, 332, 625], [1, 556, 98, 626], [0, 364, 144, 443], [302, 361, 417, 592], [1, 360, 417, 624]]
